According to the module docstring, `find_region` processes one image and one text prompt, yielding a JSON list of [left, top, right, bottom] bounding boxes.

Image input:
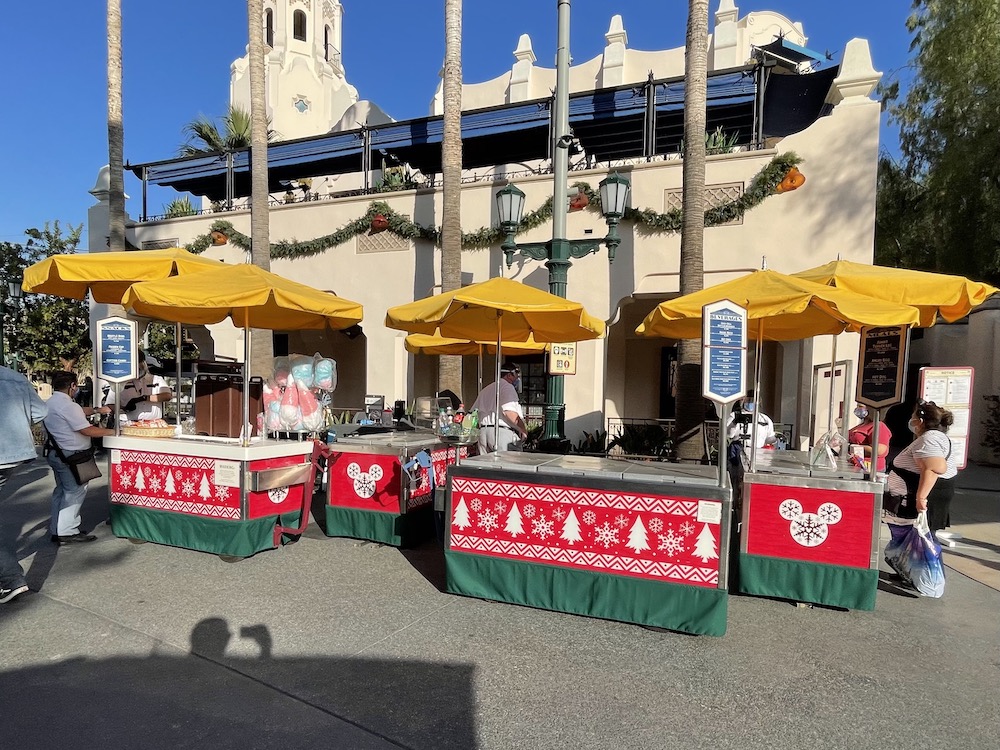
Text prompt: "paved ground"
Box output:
[[2, 456, 998, 749]]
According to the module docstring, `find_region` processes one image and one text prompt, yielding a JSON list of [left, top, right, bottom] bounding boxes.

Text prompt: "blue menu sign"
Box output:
[[97, 316, 138, 383], [702, 300, 747, 404]]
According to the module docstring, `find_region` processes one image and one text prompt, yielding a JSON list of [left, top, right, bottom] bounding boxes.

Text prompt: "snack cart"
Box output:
[[325, 432, 472, 547], [105, 263, 363, 558], [738, 451, 880, 610], [445, 454, 731, 636]]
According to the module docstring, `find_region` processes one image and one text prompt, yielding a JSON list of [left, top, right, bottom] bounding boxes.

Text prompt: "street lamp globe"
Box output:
[[8, 277, 23, 300], [495, 183, 526, 233], [598, 172, 631, 220]]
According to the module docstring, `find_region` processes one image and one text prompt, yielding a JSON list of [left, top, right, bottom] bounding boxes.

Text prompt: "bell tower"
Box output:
[[230, 0, 358, 141]]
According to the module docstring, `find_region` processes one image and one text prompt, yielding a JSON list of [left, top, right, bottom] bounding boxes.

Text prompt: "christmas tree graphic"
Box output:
[[164, 470, 176, 495], [505, 502, 524, 537], [453, 497, 471, 529], [626, 516, 650, 553], [199, 473, 213, 501], [693, 524, 719, 563], [560, 509, 582, 544], [134, 467, 146, 492]]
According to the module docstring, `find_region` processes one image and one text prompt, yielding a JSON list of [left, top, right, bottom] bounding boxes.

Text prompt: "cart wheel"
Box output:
[[218, 554, 244, 563], [127, 538, 148, 545]]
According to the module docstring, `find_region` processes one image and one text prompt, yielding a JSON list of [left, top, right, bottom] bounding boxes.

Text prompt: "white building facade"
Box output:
[[92, 2, 888, 449]]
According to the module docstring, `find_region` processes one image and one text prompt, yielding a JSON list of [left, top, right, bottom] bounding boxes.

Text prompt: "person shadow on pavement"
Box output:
[[1, 616, 478, 750]]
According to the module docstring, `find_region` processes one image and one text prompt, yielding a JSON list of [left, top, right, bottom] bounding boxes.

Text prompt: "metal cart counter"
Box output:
[[445, 454, 732, 636], [739, 450, 881, 610], [105, 434, 318, 559], [325, 431, 472, 547]]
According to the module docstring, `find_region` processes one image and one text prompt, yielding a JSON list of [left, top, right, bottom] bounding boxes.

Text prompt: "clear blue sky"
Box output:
[[0, 1, 913, 249]]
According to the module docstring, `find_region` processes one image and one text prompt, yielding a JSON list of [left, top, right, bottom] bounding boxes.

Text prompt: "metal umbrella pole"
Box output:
[[492, 311, 503, 457], [749, 320, 765, 472], [175, 321, 183, 429], [242, 308, 252, 447]]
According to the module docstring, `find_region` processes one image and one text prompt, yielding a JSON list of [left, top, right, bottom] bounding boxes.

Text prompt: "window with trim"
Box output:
[[265, 8, 274, 47], [293, 10, 307, 41], [324, 25, 331, 61]]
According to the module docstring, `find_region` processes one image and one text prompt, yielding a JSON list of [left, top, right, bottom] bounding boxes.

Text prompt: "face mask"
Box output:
[[908, 418, 920, 434], [744, 401, 755, 413], [854, 407, 868, 420], [138, 365, 148, 378]]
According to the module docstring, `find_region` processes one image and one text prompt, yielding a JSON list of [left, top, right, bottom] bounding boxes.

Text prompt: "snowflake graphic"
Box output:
[[790, 514, 828, 547], [470, 498, 482, 512], [215, 485, 231, 501], [594, 521, 620, 548], [494, 501, 507, 515], [148, 476, 163, 493], [120, 471, 133, 489], [779, 499, 801, 520], [648, 517, 664, 534], [181, 478, 196, 498], [552, 506, 567, 521], [478, 509, 499, 532], [614, 514, 630, 528], [582, 510, 597, 526], [115, 464, 124, 475], [523, 504, 536, 518], [818, 503, 842, 525], [680, 521, 696, 537], [532, 515, 555, 540], [658, 528, 685, 557]]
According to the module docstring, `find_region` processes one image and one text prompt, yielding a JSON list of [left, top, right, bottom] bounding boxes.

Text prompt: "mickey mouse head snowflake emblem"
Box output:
[[347, 462, 384, 499], [778, 499, 842, 547]]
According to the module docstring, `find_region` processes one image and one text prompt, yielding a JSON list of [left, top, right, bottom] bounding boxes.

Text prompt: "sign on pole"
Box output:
[[96, 316, 138, 384], [702, 300, 747, 404], [919, 366, 974, 470], [548, 342, 577, 376], [856, 325, 910, 409]]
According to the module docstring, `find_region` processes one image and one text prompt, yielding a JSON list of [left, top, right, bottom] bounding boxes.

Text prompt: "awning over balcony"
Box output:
[[128, 65, 836, 208]]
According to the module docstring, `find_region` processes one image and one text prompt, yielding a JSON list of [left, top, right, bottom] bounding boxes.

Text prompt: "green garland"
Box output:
[[186, 152, 802, 259]]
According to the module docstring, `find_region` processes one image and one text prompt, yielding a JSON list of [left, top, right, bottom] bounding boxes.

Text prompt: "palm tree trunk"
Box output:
[[675, 0, 710, 461], [248, 0, 273, 376], [107, 0, 126, 250], [439, 0, 464, 398]]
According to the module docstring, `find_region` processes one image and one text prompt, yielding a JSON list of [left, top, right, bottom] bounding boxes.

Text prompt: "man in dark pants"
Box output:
[[0, 366, 48, 604]]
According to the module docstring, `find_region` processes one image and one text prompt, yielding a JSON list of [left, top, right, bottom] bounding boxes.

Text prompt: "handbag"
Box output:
[[884, 511, 946, 598], [46, 434, 102, 486]]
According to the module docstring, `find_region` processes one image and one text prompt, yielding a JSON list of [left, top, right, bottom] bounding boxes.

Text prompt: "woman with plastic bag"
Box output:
[[882, 400, 957, 597]]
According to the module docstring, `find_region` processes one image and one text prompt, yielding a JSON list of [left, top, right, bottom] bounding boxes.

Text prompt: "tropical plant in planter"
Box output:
[[164, 196, 196, 218], [573, 429, 608, 456], [607, 423, 672, 461]]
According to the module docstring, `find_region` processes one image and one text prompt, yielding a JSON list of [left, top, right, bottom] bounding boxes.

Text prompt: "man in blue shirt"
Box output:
[[0, 366, 48, 604]]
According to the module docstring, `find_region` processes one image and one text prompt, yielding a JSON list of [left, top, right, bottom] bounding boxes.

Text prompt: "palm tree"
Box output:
[[248, 0, 273, 375], [107, 0, 126, 250], [439, 0, 464, 397], [674, 0, 710, 461], [179, 105, 274, 156]]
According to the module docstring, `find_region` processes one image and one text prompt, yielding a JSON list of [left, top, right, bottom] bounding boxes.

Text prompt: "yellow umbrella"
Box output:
[[122, 263, 363, 331], [405, 332, 549, 396], [792, 259, 998, 327], [404, 333, 548, 356], [636, 269, 921, 340], [385, 277, 605, 343], [22, 247, 227, 303], [387, 277, 604, 450], [637, 269, 922, 471], [123, 264, 363, 447]]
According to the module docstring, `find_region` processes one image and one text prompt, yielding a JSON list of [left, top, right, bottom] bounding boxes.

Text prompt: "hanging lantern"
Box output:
[[210, 230, 228, 246], [371, 213, 389, 232]]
